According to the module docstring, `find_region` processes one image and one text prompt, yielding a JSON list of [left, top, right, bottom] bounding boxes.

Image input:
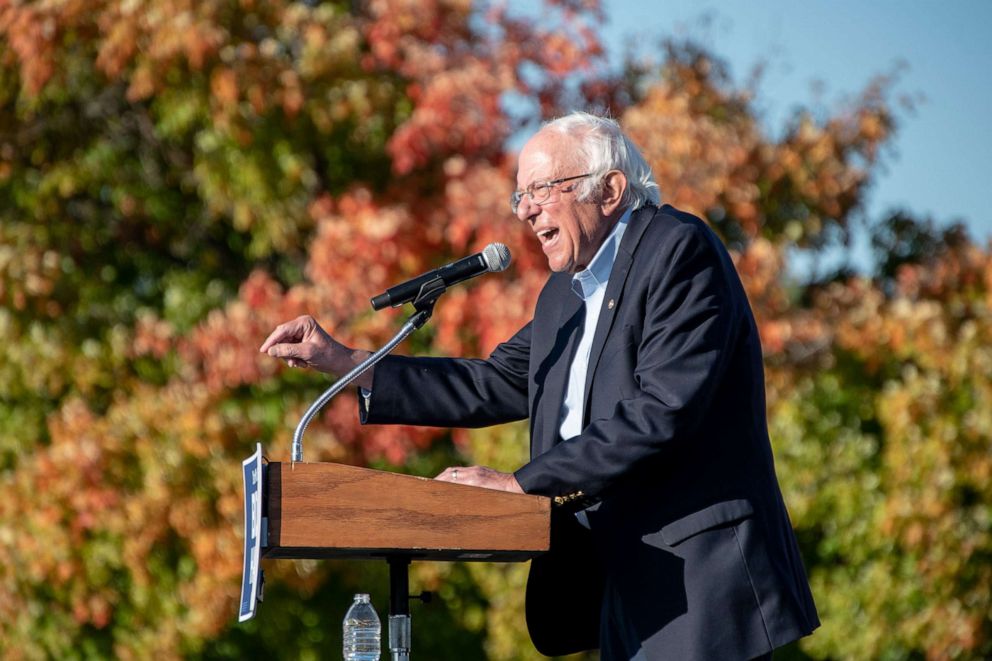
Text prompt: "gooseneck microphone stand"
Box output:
[[290, 279, 448, 661]]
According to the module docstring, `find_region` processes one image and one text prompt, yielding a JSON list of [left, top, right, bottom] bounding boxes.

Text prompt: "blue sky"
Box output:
[[601, 0, 992, 266]]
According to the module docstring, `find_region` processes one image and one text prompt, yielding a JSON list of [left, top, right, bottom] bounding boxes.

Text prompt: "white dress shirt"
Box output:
[[558, 207, 631, 440]]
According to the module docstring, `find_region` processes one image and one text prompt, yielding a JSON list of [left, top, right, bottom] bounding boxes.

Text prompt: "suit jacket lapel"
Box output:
[[581, 205, 655, 422], [531, 282, 585, 458]]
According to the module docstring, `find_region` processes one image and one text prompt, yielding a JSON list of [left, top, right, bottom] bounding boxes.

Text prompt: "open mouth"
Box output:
[[537, 228, 559, 244]]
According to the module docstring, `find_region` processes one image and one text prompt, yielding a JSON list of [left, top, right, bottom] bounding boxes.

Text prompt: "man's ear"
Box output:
[[599, 170, 627, 216]]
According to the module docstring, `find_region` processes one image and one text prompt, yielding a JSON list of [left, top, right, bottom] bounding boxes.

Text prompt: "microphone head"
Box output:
[[482, 243, 512, 273]]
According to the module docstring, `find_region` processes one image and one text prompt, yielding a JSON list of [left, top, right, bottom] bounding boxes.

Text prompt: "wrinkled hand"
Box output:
[[259, 315, 373, 387], [435, 466, 524, 493]]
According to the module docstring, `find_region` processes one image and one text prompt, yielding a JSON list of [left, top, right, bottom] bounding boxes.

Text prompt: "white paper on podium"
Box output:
[[238, 443, 264, 622]]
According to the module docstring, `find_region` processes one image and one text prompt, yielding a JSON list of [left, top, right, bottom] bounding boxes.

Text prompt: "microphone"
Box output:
[[370, 243, 512, 310]]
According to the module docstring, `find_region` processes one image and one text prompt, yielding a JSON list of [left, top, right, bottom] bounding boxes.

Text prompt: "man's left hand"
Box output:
[[435, 466, 524, 493]]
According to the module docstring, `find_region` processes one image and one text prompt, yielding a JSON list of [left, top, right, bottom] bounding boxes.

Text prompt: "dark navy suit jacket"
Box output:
[[364, 204, 819, 659]]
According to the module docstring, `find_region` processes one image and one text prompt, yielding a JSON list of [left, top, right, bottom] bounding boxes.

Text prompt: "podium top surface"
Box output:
[[262, 461, 550, 562]]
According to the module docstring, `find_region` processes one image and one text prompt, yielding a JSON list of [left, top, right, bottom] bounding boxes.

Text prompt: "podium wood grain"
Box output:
[[264, 462, 550, 561]]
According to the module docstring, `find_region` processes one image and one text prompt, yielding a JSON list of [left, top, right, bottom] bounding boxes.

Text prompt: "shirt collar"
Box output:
[[571, 206, 632, 301]]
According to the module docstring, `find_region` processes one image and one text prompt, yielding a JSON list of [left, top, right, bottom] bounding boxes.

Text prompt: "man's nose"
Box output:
[[516, 196, 540, 223]]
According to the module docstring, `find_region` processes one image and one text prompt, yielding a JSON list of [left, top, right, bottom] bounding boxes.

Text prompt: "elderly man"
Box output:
[[260, 112, 819, 660]]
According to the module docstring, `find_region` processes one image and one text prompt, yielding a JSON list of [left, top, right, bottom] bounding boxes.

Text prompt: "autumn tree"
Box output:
[[0, 0, 606, 658], [620, 44, 992, 660]]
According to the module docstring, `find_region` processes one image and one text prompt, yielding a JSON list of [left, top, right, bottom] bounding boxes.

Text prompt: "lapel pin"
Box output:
[[607, 299, 615, 310]]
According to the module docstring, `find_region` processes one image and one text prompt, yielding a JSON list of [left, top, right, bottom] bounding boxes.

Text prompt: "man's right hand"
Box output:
[[259, 315, 373, 389]]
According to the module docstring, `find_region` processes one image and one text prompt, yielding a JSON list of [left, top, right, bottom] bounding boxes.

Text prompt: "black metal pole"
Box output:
[[387, 556, 412, 660], [388, 556, 410, 616]]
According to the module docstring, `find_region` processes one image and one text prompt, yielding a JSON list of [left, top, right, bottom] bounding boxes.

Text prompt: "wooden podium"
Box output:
[[262, 461, 551, 561], [244, 459, 550, 658]]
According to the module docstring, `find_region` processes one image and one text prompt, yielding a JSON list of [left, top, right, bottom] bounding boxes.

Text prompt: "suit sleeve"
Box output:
[[361, 321, 532, 428], [514, 222, 743, 500]]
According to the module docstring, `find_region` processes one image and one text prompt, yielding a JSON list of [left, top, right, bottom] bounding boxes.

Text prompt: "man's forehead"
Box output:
[[516, 131, 569, 184], [516, 151, 554, 184]]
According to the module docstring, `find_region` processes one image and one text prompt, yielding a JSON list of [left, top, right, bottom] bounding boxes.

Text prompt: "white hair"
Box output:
[[542, 111, 661, 210]]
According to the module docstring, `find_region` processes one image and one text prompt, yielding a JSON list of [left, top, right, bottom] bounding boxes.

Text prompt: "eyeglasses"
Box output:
[[510, 173, 592, 215]]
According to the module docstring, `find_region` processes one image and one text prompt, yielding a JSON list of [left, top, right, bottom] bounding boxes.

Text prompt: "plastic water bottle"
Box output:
[[343, 593, 381, 661]]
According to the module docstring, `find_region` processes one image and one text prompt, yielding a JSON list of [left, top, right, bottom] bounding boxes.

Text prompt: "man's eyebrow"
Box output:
[[515, 174, 548, 191]]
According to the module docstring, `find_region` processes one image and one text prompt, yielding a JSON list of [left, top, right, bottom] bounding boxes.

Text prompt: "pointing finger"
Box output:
[[259, 326, 291, 353], [259, 316, 310, 353]]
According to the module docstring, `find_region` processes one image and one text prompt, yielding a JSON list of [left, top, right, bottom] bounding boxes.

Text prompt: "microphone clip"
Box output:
[[412, 276, 445, 310], [408, 277, 445, 328]]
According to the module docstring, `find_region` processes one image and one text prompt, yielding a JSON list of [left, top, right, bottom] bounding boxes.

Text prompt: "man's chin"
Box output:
[[544, 256, 574, 273]]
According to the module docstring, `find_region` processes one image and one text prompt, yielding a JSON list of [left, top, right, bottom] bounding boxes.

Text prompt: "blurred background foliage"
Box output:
[[1, 0, 989, 659]]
